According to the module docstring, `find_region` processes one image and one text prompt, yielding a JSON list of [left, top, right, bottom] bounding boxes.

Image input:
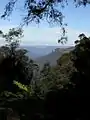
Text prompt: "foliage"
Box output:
[[0, 28, 23, 49], [0, 29, 90, 120], [71, 34, 90, 75], [14, 81, 29, 92], [1, 0, 90, 44], [57, 52, 71, 65], [0, 28, 39, 93], [1, 0, 90, 25], [0, 0, 89, 48], [43, 35, 90, 120], [69, 34, 90, 95], [36, 55, 74, 95]]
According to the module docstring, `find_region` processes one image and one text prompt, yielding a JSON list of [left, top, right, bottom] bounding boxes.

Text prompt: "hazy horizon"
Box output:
[[0, 1, 90, 46]]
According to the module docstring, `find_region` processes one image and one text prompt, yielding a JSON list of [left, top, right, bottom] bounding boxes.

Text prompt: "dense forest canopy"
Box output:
[[0, 29, 90, 120]]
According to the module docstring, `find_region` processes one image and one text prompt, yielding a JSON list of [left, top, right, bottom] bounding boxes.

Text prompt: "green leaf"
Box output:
[[13, 80, 28, 92]]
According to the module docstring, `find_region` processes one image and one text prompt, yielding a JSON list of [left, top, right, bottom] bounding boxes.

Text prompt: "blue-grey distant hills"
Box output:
[[35, 47, 74, 67], [21, 45, 74, 67], [21, 45, 73, 59]]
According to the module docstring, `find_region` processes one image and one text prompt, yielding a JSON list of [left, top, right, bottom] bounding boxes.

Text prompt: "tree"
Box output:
[[1, 0, 90, 26], [1, 0, 89, 44], [57, 52, 71, 66], [69, 34, 90, 95], [0, 28, 38, 93], [36, 59, 72, 95]]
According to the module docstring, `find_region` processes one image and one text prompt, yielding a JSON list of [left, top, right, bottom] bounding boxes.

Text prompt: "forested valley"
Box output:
[[0, 28, 90, 120], [0, 0, 90, 120]]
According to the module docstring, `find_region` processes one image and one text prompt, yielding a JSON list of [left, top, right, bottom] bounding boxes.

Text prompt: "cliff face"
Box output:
[[35, 47, 74, 68]]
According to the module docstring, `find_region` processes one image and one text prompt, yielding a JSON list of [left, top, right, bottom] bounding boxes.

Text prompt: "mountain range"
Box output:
[[21, 45, 74, 67], [34, 47, 74, 68], [21, 45, 73, 58]]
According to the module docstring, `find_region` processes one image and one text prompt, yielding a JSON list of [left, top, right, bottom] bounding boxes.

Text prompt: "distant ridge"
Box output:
[[20, 45, 74, 59], [35, 46, 74, 68]]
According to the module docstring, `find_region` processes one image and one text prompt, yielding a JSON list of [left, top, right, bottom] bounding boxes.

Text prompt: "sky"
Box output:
[[0, 0, 90, 46]]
